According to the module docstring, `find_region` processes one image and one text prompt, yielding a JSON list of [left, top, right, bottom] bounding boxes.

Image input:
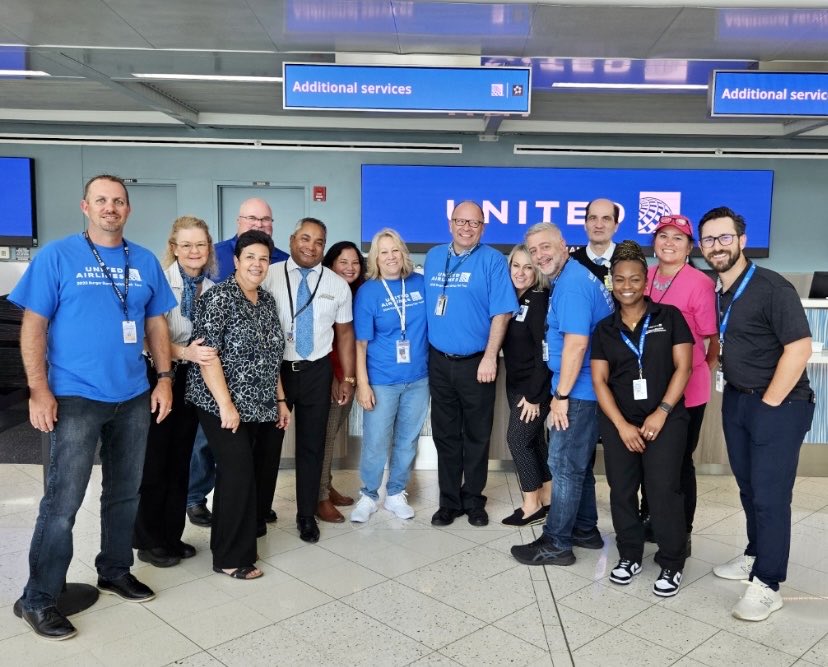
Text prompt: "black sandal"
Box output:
[[212, 565, 263, 580]]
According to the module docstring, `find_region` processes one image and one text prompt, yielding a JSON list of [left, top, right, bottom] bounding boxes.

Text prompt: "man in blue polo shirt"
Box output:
[[186, 197, 289, 528], [424, 200, 518, 527], [512, 222, 614, 566]]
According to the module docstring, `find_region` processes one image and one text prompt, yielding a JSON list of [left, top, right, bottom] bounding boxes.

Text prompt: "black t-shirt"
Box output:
[[718, 262, 811, 398], [591, 299, 693, 424], [502, 287, 552, 404]]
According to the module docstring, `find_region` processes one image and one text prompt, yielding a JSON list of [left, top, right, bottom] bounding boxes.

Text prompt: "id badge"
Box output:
[[435, 294, 447, 316], [632, 378, 648, 400], [515, 304, 528, 322], [286, 328, 294, 344], [541, 340, 549, 362], [122, 320, 137, 344], [396, 339, 410, 364], [604, 273, 612, 291], [715, 369, 724, 393]]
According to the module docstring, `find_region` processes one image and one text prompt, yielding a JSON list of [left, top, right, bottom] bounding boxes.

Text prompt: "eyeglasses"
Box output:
[[176, 242, 208, 251], [239, 215, 274, 224], [699, 234, 738, 248], [451, 218, 484, 228], [659, 215, 691, 228]]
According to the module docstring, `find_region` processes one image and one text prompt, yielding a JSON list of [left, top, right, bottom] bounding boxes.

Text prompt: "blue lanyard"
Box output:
[[620, 313, 651, 379], [441, 243, 480, 293], [717, 263, 756, 359]]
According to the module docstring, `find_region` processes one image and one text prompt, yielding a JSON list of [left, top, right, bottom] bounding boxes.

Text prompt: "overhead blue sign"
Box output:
[[717, 9, 828, 42], [283, 63, 531, 113], [361, 165, 774, 257], [710, 71, 828, 117]]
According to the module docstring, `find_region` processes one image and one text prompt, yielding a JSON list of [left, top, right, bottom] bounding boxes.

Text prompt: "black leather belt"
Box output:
[[283, 358, 325, 372], [727, 383, 761, 395], [431, 346, 484, 361]]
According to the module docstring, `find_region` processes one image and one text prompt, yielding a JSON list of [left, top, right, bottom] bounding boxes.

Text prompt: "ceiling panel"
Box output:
[[0, 80, 144, 111]]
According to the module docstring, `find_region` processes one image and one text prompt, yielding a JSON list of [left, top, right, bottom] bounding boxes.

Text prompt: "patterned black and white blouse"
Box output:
[[186, 275, 285, 422]]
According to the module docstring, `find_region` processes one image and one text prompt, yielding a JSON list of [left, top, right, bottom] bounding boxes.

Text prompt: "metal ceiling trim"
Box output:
[[0, 133, 462, 153], [513, 144, 828, 159]]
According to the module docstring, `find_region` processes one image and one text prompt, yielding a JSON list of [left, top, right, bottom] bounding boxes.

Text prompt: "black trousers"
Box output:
[[505, 388, 551, 492], [428, 348, 496, 511], [601, 409, 688, 571], [640, 403, 706, 532], [133, 362, 198, 551], [274, 357, 333, 518], [197, 409, 281, 569]]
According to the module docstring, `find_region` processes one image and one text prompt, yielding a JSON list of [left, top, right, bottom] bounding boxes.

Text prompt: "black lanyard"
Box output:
[[285, 262, 323, 328], [441, 243, 480, 293], [83, 231, 130, 320]]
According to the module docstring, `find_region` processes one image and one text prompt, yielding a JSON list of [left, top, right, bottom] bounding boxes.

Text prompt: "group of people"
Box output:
[[8, 177, 814, 642]]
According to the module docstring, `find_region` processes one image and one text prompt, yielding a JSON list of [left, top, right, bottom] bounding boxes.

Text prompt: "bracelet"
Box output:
[[343, 376, 356, 386], [277, 398, 287, 403]]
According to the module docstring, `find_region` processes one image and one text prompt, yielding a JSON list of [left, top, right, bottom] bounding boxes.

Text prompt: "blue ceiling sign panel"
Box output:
[[710, 71, 828, 117]]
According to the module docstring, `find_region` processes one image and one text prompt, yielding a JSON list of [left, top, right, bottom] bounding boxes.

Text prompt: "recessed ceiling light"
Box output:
[[0, 69, 50, 77], [132, 73, 282, 82]]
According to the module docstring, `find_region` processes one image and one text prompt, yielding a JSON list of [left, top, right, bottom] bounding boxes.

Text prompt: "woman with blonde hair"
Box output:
[[350, 228, 429, 523], [133, 216, 219, 567]]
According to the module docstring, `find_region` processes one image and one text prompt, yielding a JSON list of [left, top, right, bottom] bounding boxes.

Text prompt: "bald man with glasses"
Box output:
[[213, 198, 289, 281]]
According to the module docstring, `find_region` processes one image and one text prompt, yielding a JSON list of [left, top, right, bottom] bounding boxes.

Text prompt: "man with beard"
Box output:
[[699, 206, 814, 622]]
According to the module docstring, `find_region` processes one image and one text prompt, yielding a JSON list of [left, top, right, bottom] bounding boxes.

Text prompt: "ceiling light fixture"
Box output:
[[132, 73, 281, 83], [551, 82, 707, 91], [0, 69, 50, 77]]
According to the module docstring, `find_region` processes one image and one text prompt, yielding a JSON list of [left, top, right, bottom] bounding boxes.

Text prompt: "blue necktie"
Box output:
[[594, 257, 606, 267], [296, 268, 314, 359]]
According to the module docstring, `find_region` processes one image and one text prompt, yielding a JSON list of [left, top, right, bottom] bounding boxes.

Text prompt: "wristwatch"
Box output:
[[156, 370, 175, 381], [659, 401, 674, 414], [343, 376, 356, 386], [553, 390, 569, 401]]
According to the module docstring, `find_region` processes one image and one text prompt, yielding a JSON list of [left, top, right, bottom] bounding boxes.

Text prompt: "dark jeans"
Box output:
[[640, 403, 706, 532], [186, 425, 214, 508], [428, 348, 496, 511], [601, 410, 689, 571], [21, 392, 151, 612], [274, 357, 333, 518], [722, 386, 814, 588], [197, 409, 283, 569], [134, 363, 198, 551]]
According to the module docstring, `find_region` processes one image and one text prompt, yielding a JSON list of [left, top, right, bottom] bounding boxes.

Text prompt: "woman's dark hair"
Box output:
[[323, 240, 366, 294], [610, 240, 648, 274], [235, 229, 274, 258]]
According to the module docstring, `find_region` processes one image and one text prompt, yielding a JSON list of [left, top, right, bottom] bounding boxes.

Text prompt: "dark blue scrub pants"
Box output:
[[722, 385, 815, 589]]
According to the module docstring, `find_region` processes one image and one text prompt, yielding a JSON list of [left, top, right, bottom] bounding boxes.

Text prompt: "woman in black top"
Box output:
[[500, 244, 552, 526], [187, 230, 290, 580], [591, 240, 693, 597]]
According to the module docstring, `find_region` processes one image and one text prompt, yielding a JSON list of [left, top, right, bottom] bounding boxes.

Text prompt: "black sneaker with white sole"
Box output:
[[609, 559, 642, 585], [653, 568, 682, 597]]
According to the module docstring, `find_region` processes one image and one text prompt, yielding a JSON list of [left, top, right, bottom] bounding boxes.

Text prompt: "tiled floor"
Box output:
[[1, 463, 827, 666]]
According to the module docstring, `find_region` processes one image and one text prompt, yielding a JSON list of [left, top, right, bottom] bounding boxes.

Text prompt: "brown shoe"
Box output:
[[316, 499, 345, 523], [329, 487, 355, 507]]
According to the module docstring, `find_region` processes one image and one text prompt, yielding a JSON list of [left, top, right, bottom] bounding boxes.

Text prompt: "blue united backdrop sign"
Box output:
[[361, 165, 774, 256]]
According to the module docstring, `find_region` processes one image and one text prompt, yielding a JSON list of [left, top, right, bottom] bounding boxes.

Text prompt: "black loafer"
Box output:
[[175, 542, 196, 559], [137, 547, 180, 568], [15, 601, 77, 641], [265, 509, 278, 523], [467, 507, 489, 527], [187, 503, 212, 527], [501, 506, 547, 526], [430, 507, 465, 526], [296, 516, 320, 543], [256, 523, 267, 538], [97, 573, 155, 602]]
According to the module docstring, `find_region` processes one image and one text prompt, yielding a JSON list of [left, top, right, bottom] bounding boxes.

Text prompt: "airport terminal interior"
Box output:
[[1, 1, 828, 665]]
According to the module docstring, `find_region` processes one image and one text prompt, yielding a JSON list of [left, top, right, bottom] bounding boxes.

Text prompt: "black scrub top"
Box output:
[[591, 298, 693, 424]]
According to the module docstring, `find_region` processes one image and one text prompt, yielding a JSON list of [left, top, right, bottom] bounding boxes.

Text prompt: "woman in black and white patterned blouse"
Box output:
[[187, 230, 289, 580]]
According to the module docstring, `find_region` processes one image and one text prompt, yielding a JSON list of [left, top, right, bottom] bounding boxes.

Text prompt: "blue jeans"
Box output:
[[21, 392, 151, 611], [186, 424, 215, 508], [542, 397, 599, 550], [360, 377, 430, 500]]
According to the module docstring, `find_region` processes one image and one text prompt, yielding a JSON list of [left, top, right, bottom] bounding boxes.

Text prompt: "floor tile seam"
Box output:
[[537, 565, 577, 663], [615, 603, 717, 657], [695, 628, 800, 666]]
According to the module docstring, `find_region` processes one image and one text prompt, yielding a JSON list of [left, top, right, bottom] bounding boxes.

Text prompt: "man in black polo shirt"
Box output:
[[699, 206, 814, 622]]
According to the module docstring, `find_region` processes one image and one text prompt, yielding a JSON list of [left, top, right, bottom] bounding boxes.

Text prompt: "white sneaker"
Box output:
[[350, 494, 378, 523], [384, 491, 415, 519], [713, 554, 756, 580], [609, 559, 642, 585], [732, 579, 783, 621]]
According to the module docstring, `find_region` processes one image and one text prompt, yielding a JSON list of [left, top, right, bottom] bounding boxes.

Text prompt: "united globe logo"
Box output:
[[638, 192, 682, 233]]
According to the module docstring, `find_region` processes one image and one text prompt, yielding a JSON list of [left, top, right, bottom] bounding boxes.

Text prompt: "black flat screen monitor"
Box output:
[[809, 272, 828, 299], [0, 157, 38, 247]]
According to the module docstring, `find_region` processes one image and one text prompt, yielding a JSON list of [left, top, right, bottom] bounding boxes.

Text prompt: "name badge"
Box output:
[[435, 294, 447, 316], [633, 378, 648, 400], [396, 339, 410, 364], [515, 304, 529, 322], [286, 328, 294, 344], [541, 340, 549, 362], [715, 369, 724, 393], [604, 273, 612, 291], [122, 320, 137, 344]]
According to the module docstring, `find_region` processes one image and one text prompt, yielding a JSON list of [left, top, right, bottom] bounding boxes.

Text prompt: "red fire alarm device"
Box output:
[[312, 186, 327, 202]]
